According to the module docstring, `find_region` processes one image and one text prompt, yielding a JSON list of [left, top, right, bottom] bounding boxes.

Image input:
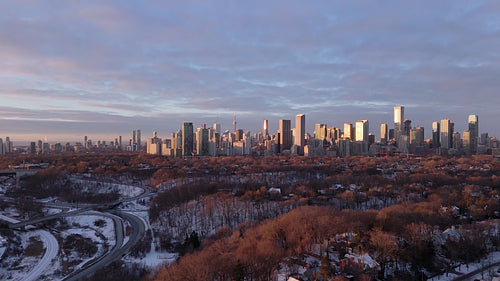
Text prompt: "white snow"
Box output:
[[429, 251, 500, 281], [20, 229, 59, 281], [0, 213, 59, 281], [63, 213, 116, 246]]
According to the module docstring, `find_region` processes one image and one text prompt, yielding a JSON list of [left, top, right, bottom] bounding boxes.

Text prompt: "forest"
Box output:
[[1, 153, 499, 280]]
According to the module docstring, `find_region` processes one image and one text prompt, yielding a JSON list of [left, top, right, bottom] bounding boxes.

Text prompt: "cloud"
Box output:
[[0, 0, 499, 142]]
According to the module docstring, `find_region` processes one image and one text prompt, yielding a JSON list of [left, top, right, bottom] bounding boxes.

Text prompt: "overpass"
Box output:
[[0, 169, 40, 188], [6, 192, 155, 229]]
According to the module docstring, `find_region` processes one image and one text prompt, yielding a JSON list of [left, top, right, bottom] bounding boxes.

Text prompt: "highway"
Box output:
[[20, 229, 59, 281], [2, 188, 155, 280], [63, 210, 145, 281], [0, 214, 59, 281], [8, 191, 155, 229]]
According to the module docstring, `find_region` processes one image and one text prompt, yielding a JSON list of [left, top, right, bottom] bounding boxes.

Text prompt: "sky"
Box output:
[[1, 1, 499, 144]]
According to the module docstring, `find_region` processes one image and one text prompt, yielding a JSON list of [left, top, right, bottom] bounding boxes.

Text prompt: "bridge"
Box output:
[[0, 169, 40, 188]]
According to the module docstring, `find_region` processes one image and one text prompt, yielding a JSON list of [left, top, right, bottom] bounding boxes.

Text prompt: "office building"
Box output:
[[440, 119, 453, 149], [196, 125, 209, 156], [182, 122, 194, 156], [295, 114, 305, 155], [410, 127, 424, 147], [30, 142, 36, 155], [343, 123, 354, 140], [468, 114, 478, 153], [355, 120, 369, 142], [328, 127, 341, 141], [462, 130, 471, 155], [295, 114, 305, 147], [137, 129, 141, 149], [314, 124, 327, 140], [380, 123, 388, 144], [213, 123, 221, 136], [394, 106, 404, 143], [279, 119, 292, 152], [432, 121, 440, 148], [263, 119, 269, 138]]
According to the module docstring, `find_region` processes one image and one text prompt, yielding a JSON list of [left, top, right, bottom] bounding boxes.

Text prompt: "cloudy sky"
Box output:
[[1, 1, 499, 143]]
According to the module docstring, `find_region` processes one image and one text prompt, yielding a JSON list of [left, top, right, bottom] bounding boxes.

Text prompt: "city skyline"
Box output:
[[1, 1, 500, 141]]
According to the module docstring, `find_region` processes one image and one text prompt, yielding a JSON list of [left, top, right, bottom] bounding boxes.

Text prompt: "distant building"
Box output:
[[440, 119, 453, 149], [314, 124, 327, 141], [196, 125, 209, 156], [344, 123, 354, 140], [462, 130, 471, 155], [182, 122, 194, 156], [410, 127, 424, 147], [355, 120, 369, 142], [279, 119, 292, 152], [262, 119, 269, 139], [432, 121, 440, 148], [394, 106, 404, 144], [146, 131, 162, 155], [468, 114, 478, 153], [380, 123, 388, 144], [295, 114, 305, 154]]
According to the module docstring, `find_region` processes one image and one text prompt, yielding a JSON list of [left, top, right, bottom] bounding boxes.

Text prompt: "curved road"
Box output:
[[0, 214, 59, 281], [20, 229, 59, 281], [63, 211, 145, 281], [3, 187, 154, 281]]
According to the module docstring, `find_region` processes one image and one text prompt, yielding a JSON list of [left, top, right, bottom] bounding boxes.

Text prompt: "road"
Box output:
[[0, 214, 59, 281], [2, 188, 154, 280], [452, 261, 500, 281], [8, 207, 93, 229], [20, 229, 59, 281], [8, 191, 155, 229], [63, 210, 145, 281]]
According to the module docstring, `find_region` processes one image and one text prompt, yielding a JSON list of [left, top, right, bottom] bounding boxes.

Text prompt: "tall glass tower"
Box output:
[[182, 122, 193, 156], [468, 114, 478, 153]]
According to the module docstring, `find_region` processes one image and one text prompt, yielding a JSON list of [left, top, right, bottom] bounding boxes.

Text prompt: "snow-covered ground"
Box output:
[[0, 214, 59, 281], [121, 209, 178, 270], [69, 175, 144, 198], [429, 251, 500, 281], [19, 229, 59, 281], [63, 213, 115, 246]]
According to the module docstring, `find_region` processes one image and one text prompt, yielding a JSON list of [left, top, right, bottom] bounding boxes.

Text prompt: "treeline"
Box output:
[[7, 167, 120, 204], [152, 204, 500, 281]]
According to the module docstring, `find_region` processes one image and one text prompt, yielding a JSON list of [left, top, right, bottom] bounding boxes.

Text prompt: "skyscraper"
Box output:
[[410, 127, 424, 146], [314, 124, 327, 140], [394, 106, 404, 124], [462, 130, 471, 155], [196, 125, 209, 156], [213, 123, 221, 136], [440, 119, 453, 149], [279, 119, 292, 152], [343, 123, 354, 140], [233, 112, 237, 133], [432, 121, 440, 148], [182, 122, 193, 156], [295, 114, 306, 144], [355, 120, 369, 142], [394, 106, 404, 143], [263, 119, 269, 138], [295, 114, 305, 155], [380, 123, 388, 144], [468, 114, 478, 153], [5, 137, 12, 153], [137, 129, 141, 149]]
